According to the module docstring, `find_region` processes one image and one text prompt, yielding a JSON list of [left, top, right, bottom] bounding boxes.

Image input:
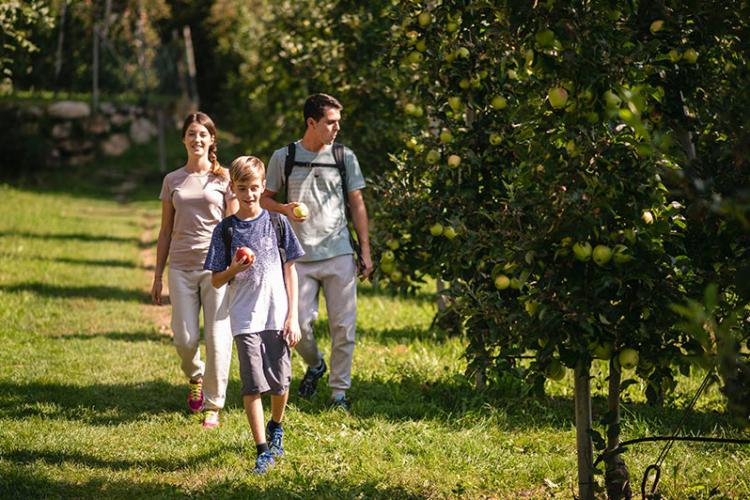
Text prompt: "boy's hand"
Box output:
[[228, 250, 254, 275], [283, 318, 301, 347]]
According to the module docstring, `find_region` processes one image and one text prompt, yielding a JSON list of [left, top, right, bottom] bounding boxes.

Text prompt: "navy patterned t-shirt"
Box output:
[[204, 210, 304, 335]]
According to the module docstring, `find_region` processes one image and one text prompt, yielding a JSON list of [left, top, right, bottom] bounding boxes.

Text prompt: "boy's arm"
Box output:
[[211, 254, 253, 288], [282, 261, 300, 347]]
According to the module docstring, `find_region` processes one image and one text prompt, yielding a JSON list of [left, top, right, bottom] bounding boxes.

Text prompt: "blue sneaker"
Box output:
[[266, 422, 284, 458], [330, 394, 351, 412], [298, 359, 327, 398], [253, 450, 275, 475]]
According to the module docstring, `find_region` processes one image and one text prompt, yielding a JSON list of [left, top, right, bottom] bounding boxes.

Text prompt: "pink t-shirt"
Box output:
[[159, 166, 235, 271]]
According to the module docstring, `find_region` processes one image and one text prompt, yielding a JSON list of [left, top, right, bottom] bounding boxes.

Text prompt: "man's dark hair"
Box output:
[[303, 93, 343, 124]]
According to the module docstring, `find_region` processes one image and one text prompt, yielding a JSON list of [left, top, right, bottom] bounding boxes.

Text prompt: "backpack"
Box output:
[[283, 142, 364, 270], [218, 212, 287, 282]]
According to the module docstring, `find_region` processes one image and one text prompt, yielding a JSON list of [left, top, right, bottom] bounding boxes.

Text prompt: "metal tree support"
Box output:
[[575, 360, 594, 500]]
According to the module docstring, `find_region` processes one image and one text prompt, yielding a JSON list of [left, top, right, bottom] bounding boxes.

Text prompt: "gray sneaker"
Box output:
[[298, 359, 327, 399]]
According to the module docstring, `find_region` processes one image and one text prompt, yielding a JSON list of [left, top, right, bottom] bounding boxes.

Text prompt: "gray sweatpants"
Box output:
[[168, 268, 233, 410], [295, 254, 357, 393]]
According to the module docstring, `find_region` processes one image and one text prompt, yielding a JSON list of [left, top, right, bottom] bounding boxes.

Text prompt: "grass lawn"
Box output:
[[0, 147, 748, 498]]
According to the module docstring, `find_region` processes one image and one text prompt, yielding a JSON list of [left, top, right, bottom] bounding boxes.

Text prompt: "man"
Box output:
[[261, 93, 373, 410]]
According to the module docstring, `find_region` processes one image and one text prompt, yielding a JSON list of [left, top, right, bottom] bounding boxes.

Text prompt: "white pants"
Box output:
[[168, 268, 232, 410], [295, 254, 357, 393]]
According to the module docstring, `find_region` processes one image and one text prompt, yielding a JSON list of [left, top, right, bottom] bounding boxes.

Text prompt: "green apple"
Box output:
[[507, 69, 519, 80], [603, 90, 621, 108], [491, 95, 507, 110], [548, 86, 568, 109], [456, 47, 470, 59], [565, 140, 578, 157], [618, 347, 639, 370], [535, 29, 555, 47], [386, 239, 400, 250], [418, 12, 432, 27], [443, 226, 457, 239], [489, 133, 502, 146], [524, 300, 539, 316], [572, 241, 593, 261], [405, 137, 418, 150], [404, 103, 416, 115], [380, 261, 395, 274], [637, 358, 655, 377], [649, 20, 664, 34], [381, 250, 395, 263], [668, 49, 681, 62], [447, 155, 461, 168], [408, 50, 424, 64], [390, 270, 403, 283], [429, 223, 444, 236], [494, 274, 510, 290], [641, 210, 655, 224], [509, 278, 522, 290], [415, 40, 427, 52], [459, 79, 470, 90], [545, 360, 566, 381], [683, 48, 698, 64], [446, 21, 459, 32], [426, 149, 441, 164], [447, 96, 462, 112], [293, 203, 309, 219], [592, 245, 613, 266], [439, 129, 454, 143]]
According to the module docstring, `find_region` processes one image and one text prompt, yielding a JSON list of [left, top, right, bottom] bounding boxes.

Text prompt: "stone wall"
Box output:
[[1, 99, 169, 172]]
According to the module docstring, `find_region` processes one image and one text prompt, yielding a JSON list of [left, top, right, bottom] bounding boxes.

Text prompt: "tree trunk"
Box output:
[[604, 358, 633, 499], [575, 360, 595, 500], [54, 0, 68, 89]]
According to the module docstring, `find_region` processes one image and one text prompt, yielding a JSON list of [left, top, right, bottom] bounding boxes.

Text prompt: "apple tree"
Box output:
[[372, 1, 748, 497]]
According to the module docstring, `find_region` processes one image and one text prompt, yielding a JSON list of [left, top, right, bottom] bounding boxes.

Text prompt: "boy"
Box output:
[[204, 155, 304, 474]]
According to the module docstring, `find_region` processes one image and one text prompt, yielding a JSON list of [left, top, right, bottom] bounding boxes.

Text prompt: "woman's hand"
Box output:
[[151, 278, 163, 305]]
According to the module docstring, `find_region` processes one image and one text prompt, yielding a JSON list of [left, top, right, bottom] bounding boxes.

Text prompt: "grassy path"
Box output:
[[0, 180, 748, 499]]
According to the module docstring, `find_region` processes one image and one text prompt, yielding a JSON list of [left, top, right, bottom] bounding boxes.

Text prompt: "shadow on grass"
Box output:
[[0, 465, 425, 500], [52, 329, 172, 344], [357, 325, 454, 344], [357, 283, 436, 305], [0, 230, 143, 246], [289, 370, 742, 438], [0, 380, 187, 425], [31, 255, 142, 270], [0, 282, 149, 303]]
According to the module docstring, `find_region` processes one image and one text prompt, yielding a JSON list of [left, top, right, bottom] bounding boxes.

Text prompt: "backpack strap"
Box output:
[[283, 142, 363, 270], [268, 211, 287, 264], [220, 216, 234, 266]]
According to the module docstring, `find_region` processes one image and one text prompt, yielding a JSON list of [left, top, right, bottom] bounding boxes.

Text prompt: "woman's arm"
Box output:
[[151, 199, 175, 305]]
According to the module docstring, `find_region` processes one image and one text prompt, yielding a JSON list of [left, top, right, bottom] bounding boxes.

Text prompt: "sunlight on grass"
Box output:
[[1, 177, 748, 499]]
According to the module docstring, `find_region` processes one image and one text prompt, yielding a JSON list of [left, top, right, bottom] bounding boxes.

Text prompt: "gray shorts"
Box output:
[[235, 330, 291, 395]]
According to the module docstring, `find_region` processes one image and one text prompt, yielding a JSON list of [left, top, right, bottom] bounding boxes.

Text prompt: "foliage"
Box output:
[[7, 0, 171, 96], [0, 0, 54, 90], [208, 0, 405, 168]]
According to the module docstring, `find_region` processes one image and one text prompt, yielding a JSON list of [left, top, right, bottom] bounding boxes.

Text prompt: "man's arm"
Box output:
[[348, 189, 373, 279], [260, 190, 307, 223]]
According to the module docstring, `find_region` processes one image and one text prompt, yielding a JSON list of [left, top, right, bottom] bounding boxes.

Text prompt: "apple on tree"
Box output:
[[443, 226, 457, 239], [494, 274, 510, 290], [592, 244, 613, 266], [618, 347, 640, 370], [548, 86, 568, 109], [572, 241, 593, 261], [447, 155, 461, 168], [429, 223, 444, 236]]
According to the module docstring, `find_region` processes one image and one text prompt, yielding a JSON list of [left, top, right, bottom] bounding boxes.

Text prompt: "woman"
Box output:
[[151, 112, 237, 428]]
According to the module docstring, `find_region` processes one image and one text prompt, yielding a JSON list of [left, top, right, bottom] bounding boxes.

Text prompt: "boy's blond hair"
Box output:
[[229, 155, 265, 184]]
